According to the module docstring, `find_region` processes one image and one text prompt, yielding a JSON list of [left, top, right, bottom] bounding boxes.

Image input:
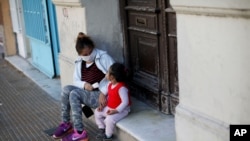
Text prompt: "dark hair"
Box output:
[[75, 32, 95, 55], [109, 63, 128, 82]]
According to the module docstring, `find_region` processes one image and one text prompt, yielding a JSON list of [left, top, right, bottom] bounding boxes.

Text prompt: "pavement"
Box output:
[[0, 59, 99, 141]]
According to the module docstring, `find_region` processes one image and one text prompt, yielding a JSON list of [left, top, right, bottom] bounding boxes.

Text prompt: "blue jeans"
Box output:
[[61, 85, 100, 131]]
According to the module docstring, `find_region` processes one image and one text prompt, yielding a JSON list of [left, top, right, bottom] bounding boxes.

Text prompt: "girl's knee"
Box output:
[[104, 116, 116, 125], [94, 108, 98, 114], [94, 109, 102, 117], [69, 89, 80, 101], [62, 85, 74, 96]]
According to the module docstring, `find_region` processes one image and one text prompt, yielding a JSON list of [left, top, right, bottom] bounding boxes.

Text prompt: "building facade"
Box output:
[[171, 0, 250, 140], [53, 0, 250, 140], [4, 0, 250, 140]]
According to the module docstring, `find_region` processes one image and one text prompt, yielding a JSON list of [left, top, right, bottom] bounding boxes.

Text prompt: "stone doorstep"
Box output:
[[87, 97, 176, 141]]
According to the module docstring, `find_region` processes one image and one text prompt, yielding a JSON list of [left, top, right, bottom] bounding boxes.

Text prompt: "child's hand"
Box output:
[[106, 109, 118, 115], [97, 106, 104, 112]]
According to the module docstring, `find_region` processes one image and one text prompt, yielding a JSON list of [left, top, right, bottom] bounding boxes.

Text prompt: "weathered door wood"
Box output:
[[121, 0, 178, 114], [165, 3, 179, 114]]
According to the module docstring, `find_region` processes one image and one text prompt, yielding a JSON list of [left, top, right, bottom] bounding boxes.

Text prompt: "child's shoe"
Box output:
[[95, 128, 105, 139], [72, 129, 89, 141], [52, 122, 73, 139], [103, 135, 113, 141]]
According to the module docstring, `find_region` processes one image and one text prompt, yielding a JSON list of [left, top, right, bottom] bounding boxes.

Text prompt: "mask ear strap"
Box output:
[[91, 49, 97, 57]]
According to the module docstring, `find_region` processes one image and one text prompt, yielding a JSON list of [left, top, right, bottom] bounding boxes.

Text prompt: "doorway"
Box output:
[[120, 0, 178, 114], [22, 0, 60, 78]]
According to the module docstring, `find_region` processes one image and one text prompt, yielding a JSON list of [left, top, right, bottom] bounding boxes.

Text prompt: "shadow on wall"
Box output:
[[91, 35, 124, 63]]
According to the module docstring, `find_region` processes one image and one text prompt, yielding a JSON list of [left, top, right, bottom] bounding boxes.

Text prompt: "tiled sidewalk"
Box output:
[[0, 59, 99, 141]]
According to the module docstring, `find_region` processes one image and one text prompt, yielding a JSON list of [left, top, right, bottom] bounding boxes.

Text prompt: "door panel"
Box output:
[[125, 0, 164, 112], [129, 31, 159, 93]]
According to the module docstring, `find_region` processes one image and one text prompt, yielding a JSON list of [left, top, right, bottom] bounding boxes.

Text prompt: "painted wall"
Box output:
[[171, 0, 250, 141], [54, 0, 123, 87], [0, 0, 16, 56], [56, 5, 86, 87]]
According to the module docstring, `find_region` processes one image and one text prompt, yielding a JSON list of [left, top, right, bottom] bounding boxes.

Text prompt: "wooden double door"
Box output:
[[121, 0, 178, 114]]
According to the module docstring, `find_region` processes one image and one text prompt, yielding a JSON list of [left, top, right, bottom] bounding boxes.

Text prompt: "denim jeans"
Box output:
[[61, 85, 100, 131]]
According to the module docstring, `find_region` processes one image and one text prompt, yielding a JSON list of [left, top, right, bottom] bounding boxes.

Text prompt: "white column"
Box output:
[[52, 0, 86, 87], [171, 0, 250, 141]]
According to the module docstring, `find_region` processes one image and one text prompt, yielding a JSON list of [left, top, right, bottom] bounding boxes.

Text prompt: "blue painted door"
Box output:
[[22, 0, 59, 78]]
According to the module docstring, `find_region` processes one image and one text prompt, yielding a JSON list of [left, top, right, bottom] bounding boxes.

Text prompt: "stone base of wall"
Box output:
[[175, 104, 229, 141]]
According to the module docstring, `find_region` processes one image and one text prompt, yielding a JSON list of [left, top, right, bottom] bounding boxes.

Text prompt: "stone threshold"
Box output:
[[116, 97, 176, 141]]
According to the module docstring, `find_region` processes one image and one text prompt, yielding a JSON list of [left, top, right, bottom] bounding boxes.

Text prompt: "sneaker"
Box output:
[[95, 129, 105, 139], [72, 129, 89, 141], [52, 122, 73, 139], [61, 132, 74, 141], [103, 135, 113, 141]]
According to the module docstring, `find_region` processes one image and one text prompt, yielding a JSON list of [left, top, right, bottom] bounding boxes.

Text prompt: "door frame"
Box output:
[[46, 0, 60, 76]]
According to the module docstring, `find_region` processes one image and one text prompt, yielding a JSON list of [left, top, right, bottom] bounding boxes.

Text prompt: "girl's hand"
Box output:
[[97, 106, 104, 112], [99, 92, 107, 107], [84, 83, 93, 91], [107, 109, 118, 115]]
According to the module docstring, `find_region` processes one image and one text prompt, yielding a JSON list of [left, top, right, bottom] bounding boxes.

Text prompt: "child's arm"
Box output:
[[116, 87, 129, 112]]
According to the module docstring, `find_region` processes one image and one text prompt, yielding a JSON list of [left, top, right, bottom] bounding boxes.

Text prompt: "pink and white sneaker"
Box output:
[[71, 129, 89, 141]]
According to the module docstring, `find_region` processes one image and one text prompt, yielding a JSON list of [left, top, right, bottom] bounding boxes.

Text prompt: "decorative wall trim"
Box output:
[[52, 0, 83, 7], [173, 6, 250, 18], [176, 104, 229, 140]]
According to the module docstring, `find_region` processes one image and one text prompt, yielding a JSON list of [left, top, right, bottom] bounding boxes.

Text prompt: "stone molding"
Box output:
[[176, 104, 229, 140], [52, 0, 83, 7], [172, 6, 250, 18]]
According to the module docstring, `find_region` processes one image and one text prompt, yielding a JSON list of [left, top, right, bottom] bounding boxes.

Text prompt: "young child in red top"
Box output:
[[94, 63, 131, 141]]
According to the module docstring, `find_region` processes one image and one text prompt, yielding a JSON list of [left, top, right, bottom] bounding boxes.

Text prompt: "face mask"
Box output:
[[81, 55, 90, 62], [81, 49, 96, 62]]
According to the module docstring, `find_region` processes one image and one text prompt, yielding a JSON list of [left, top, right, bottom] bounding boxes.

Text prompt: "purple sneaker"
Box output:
[[72, 129, 89, 141], [61, 132, 74, 141], [52, 122, 73, 139]]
